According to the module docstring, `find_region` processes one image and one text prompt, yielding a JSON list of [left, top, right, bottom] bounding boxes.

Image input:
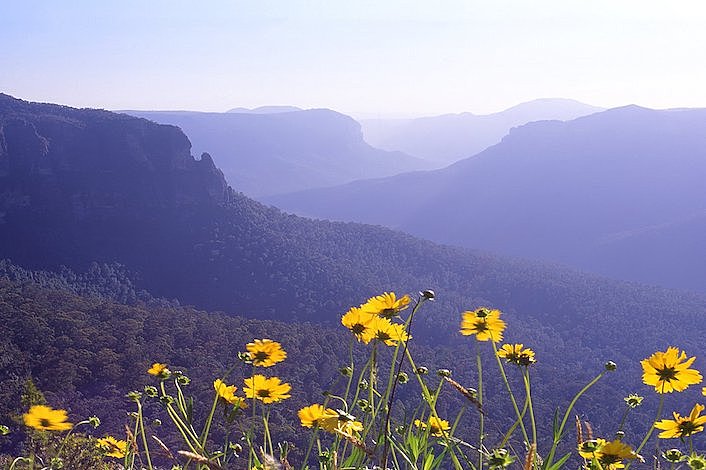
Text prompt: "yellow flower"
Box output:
[[147, 362, 170, 376], [96, 435, 127, 458], [360, 292, 411, 318], [341, 307, 375, 344], [414, 416, 451, 437], [656, 404, 706, 438], [497, 343, 536, 366], [214, 379, 247, 408], [246, 339, 287, 367], [368, 316, 409, 346], [460, 308, 506, 342], [299, 405, 363, 435], [579, 438, 638, 469], [243, 375, 291, 404], [641, 347, 702, 393], [298, 404, 338, 428], [23, 405, 73, 432]]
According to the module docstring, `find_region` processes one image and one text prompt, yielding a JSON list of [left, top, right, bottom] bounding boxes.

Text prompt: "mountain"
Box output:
[[361, 98, 603, 166], [226, 105, 302, 114], [125, 108, 431, 198], [267, 105, 706, 293]]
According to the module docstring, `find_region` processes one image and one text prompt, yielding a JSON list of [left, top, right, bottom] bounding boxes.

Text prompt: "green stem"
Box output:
[[404, 347, 464, 470], [544, 370, 607, 469], [136, 401, 154, 470], [200, 391, 220, 448], [263, 407, 274, 457], [476, 341, 484, 470], [628, 393, 664, 469], [523, 369, 537, 468], [616, 406, 631, 434], [492, 342, 530, 446]]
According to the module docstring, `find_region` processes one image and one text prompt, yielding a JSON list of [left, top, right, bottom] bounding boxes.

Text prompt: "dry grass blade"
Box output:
[[523, 443, 536, 470], [177, 450, 224, 469], [575, 415, 583, 447], [443, 376, 484, 414], [584, 421, 593, 440], [152, 435, 179, 465]]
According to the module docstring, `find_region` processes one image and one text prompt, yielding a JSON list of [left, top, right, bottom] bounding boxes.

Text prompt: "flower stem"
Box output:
[[476, 341, 484, 470], [523, 369, 538, 468], [544, 370, 607, 469], [626, 393, 664, 469], [492, 342, 530, 446]]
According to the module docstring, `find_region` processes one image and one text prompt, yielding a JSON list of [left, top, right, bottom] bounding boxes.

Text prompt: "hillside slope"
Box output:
[[269, 105, 706, 293]]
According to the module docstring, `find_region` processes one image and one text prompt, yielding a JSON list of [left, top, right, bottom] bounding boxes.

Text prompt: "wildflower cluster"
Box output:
[[9, 289, 706, 470]]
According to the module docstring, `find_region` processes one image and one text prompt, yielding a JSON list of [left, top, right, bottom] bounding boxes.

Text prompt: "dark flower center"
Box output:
[[257, 389, 271, 398], [40, 418, 51, 428], [253, 351, 269, 361], [679, 420, 700, 436], [351, 324, 366, 334], [474, 320, 488, 333], [657, 366, 678, 381]]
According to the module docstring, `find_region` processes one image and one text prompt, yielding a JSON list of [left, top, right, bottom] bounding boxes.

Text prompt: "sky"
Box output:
[[2, 0, 706, 117]]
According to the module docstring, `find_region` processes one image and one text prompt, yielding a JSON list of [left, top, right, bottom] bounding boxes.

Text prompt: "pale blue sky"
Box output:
[[2, 1, 706, 116]]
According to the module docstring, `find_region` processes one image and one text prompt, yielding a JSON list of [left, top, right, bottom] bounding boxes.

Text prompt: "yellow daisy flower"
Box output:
[[243, 375, 291, 404], [23, 405, 73, 432], [246, 339, 287, 367], [641, 347, 702, 393], [298, 404, 338, 428], [414, 416, 451, 437], [368, 316, 409, 346], [460, 307, 506, 342], [299, 405, 363, 435], [96, 435, 128, 458], [579, 438, 638, 469], [360, 292, 411, 318], [497, 343, 536, 366], [147, 362, 170, 376], [214, 379, 247, 408], [341, 306, 375, 344], [656, 403, 706, 438]]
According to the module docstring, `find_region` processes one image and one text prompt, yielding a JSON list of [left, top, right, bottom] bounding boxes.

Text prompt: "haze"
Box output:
[[3, 0, 706, 116]]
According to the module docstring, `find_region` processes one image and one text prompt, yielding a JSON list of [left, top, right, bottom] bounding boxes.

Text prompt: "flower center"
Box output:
[[474, 320, 488, 333], [679, 420, 700, 436], [657, 366, 678, 382], [253, 351, 269, 361], [351, 323, 366, 334], [257, 389, 271, 398], [40, 418, 51, 428]]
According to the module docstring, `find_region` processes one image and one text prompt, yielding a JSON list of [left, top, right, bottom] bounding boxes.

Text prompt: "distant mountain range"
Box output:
[[267, 105, 706, 293], [362, 98, 603, 166], [125, 108, 431, 197]]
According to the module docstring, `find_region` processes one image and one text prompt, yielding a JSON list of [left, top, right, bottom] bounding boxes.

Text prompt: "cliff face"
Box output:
[[0, 93, 231, 218]]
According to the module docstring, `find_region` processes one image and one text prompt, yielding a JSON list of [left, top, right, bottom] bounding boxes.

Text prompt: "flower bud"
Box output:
[[88, 416, 101, 428], [339, 366, 353, 377], [359, 379, 369, 390], [0, 425, 9, 435], [152, 419, 162, 427], [604, 361, 617, 371], [177, 375, 191, 386], [663, 449, 683, 463], [397, 372, 409, 384], [416, 366, 429, 375], [420, 290, 435, 301], [126, 391, 142, 402], [160, 395, 175, 406], [615, 430, 625, 440], [437, 369, 451, 377], [144, 385, 158, 398]]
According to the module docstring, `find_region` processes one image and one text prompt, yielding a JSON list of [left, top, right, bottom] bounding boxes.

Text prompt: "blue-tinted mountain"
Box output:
[[125, 109, 430, 197], [268, 105, 706, 293], [226, 105, 302, 114], [362, 98, 602, 166]]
